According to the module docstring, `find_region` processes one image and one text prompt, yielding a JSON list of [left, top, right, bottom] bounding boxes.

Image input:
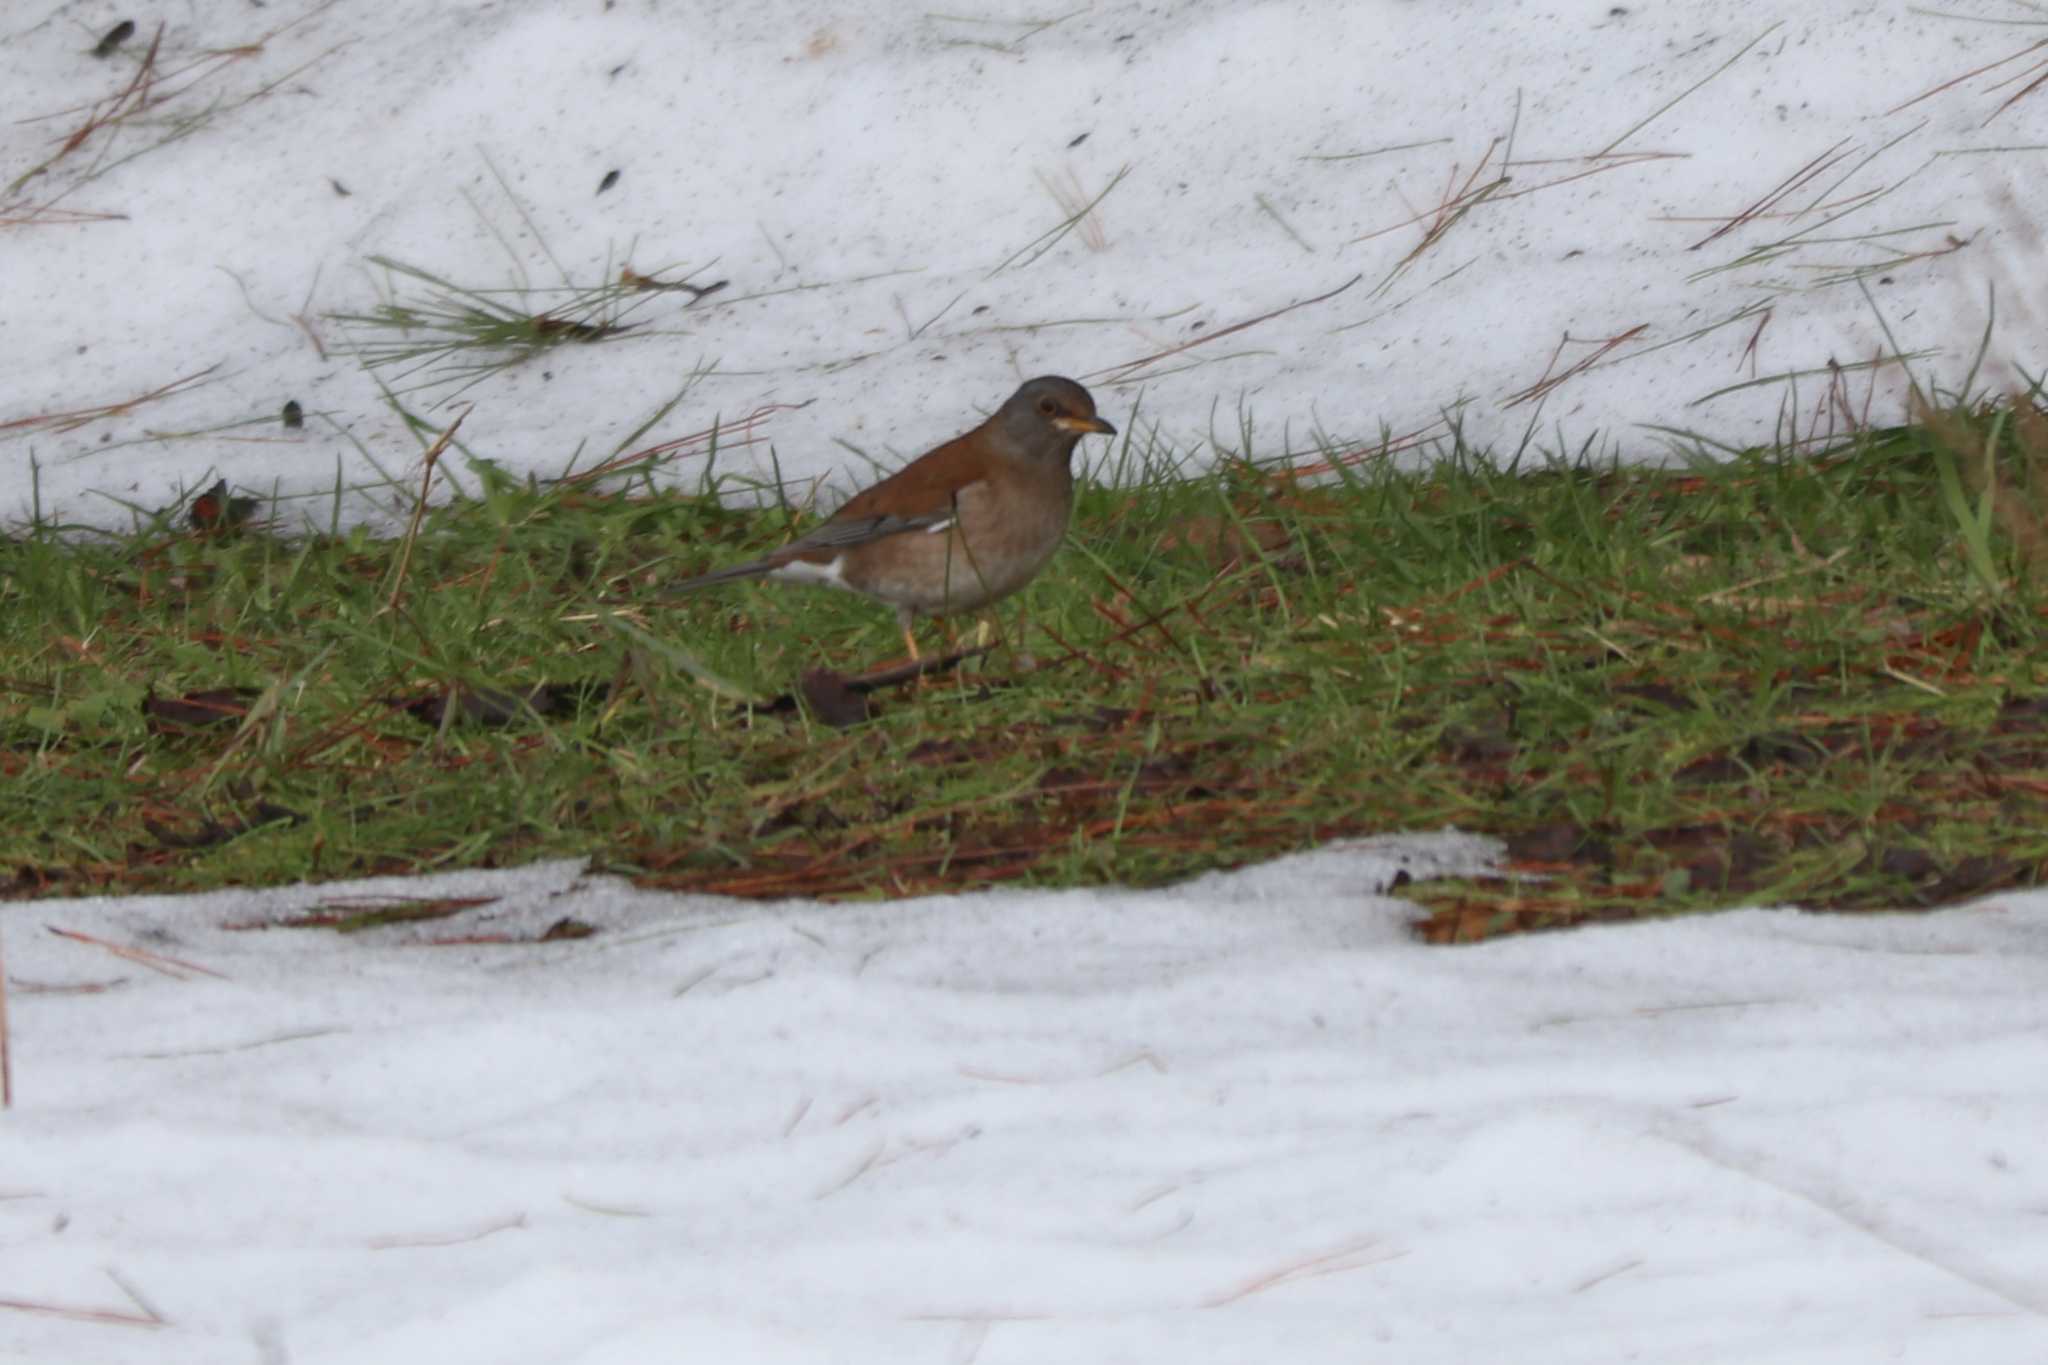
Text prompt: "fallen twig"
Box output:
[[561, 401, 808, 487], [45, 926, 227, 981], [1202, 1237, 1406, 1307], [1601, 22, 1783, 155], [1886, 37, 2048, 119], [385, 407, 472, 612], [1504, 325, 1649, 408], [0, 365, 221, 436], [1090, 274, 1361, 383], [368, 1213, 527, 1250], [1688, 139, 1853, 251], [0, 1295, 163, 1330]]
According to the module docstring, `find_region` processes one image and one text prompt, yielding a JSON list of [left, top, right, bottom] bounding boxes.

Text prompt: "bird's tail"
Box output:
[[660, 555, 783, 596]]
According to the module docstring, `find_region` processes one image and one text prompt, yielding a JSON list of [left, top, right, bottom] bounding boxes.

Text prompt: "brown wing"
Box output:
[[828, 432, 990, 524], [663, 429, 992, 594]]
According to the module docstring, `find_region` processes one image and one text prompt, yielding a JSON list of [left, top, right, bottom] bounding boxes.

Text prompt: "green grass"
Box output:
[[7, 397, 2048, 940]]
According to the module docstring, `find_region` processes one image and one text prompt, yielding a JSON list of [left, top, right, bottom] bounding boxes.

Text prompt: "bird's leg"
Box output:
[[896, 605, 921, 663]]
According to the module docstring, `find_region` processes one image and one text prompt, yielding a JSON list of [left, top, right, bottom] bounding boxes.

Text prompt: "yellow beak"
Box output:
[[1055, 413, 1118, 436]]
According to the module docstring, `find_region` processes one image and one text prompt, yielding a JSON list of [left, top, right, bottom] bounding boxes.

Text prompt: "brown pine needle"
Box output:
[[45, 926, 228, 981], [1090, 274, 1361, 383], [385, 407, 473, 613]]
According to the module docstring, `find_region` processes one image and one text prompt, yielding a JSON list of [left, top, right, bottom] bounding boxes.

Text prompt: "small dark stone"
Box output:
[[400, 682, 584, 728], [1677, 754, 1748, 785], [1506, 822, 1591, 863], [1878, 847, 1938, 881], [540, 917, 598, 941], [1923, 855, 2021, 902], [800, 669, 871, 728], [92, 20, 135, 58]]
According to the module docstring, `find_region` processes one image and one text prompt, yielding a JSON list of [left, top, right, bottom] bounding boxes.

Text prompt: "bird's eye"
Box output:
[[1038, 398, 1058, 415]]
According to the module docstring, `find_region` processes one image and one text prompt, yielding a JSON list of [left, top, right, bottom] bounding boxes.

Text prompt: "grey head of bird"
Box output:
[[983, 375, 1118, 464]]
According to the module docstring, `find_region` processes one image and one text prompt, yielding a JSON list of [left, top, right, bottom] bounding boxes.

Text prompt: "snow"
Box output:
[[6, 845, 2048, 1361], [4, 1, 2039, 526], [6, 1, 2048, 1360]]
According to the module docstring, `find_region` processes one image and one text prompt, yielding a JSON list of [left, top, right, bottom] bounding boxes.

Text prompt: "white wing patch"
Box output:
[[766, 556, 852, 591]]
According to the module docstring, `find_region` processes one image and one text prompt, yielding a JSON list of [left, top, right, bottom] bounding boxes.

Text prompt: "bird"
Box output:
[[664, 375, 1117, 660]]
